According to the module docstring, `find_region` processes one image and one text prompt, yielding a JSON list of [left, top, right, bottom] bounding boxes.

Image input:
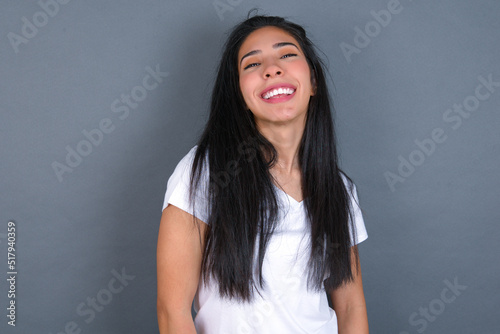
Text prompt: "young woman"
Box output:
[[157, 14, 369, 333]]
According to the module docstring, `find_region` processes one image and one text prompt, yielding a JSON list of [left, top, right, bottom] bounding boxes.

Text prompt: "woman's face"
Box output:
[[237, 26, 315, 128]]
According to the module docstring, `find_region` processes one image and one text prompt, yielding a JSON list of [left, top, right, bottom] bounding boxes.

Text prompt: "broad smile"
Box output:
[[260, 83, 297, 103]]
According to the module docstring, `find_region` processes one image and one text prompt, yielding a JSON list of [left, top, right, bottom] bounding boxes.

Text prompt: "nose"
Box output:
[[263, 62, 283, 78], [265, 70, 282, 78]]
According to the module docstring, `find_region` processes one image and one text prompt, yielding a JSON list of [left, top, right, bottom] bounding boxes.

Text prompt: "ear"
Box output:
[[310, 71, 317, 96]]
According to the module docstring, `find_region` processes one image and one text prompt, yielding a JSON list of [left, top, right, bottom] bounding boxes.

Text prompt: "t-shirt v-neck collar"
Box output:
[[273, 183, 304, 207]]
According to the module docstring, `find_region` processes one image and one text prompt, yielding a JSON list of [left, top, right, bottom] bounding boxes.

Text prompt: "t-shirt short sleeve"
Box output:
[[341, 174, 368, 246], [161, 146, 210, 224]]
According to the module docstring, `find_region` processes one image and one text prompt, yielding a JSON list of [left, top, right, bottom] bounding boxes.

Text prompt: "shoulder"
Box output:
[[339, 170, 357, 196], [162, 146, 211, 218], [339, 170, 368, 245], [173, 145, 199, 175], [166, 145, 210, 185], [162, 146, 199, 210]]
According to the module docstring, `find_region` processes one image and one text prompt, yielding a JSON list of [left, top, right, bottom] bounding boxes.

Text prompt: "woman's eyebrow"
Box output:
[[239, 42, 299, 66]]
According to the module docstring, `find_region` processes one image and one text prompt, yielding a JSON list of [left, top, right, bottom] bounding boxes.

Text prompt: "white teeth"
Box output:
[[263, 87, 295, 99]]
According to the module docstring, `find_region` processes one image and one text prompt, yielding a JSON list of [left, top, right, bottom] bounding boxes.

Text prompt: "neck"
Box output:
[[257, 117, 305, 175]]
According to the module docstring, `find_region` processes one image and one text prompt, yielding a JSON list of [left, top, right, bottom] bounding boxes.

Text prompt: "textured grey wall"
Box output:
[[1, 0, 499, 333]]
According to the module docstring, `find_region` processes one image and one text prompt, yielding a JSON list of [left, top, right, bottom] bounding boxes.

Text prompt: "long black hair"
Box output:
[[190, 13, 359, 302]]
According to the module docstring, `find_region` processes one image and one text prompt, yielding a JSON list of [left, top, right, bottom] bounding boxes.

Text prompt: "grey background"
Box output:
[[1, 0, 499, 333]]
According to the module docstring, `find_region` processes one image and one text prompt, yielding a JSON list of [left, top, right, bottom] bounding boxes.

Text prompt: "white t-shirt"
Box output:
[[162, 146, 368, 334]]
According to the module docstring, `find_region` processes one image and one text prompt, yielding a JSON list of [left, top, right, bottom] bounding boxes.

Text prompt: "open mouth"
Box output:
[[262, 87, 296, 100]]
